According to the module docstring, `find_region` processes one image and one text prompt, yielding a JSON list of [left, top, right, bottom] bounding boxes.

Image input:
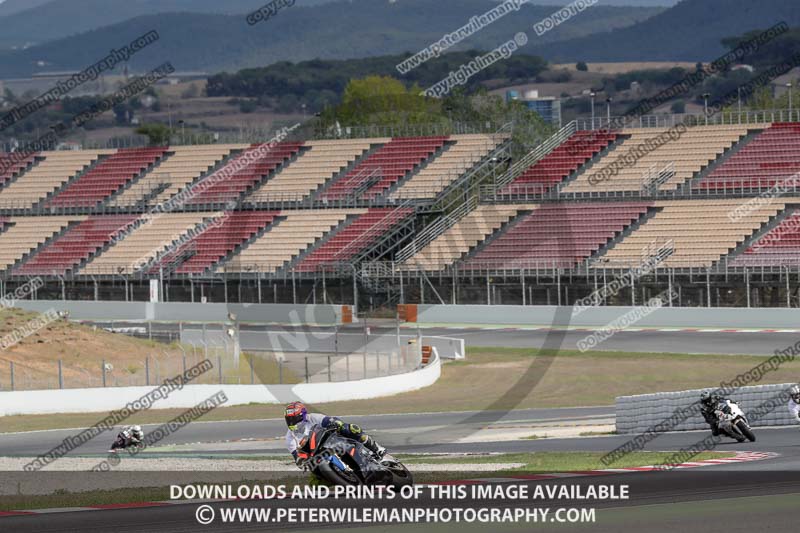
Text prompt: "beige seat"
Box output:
[[220, 209, 362, 273], [0, 150, 113, 207], [390, 134, 508, 200], [81, 212, 220, 274], [0, 215, 86, 270], [595, 198, 797, 268], [564, 125, 752, 193], [109, 145, 247, 208], [248, 139, 381, 201]]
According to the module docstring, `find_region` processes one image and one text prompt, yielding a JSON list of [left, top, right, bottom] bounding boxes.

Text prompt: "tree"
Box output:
[[326, 75, 435, 126], [670, 100, 685, 114], [576, 61, 588, 72], [135, 123, 173, 145]]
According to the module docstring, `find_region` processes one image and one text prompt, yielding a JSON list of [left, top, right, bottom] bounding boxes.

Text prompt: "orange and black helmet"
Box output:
[[285, 402, 307, 429]]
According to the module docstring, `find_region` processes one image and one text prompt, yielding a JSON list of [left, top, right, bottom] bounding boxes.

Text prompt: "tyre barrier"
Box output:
[[616, 382, 797, 434]]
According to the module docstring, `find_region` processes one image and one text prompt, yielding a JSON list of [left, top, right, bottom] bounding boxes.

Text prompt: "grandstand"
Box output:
[[1, 120, 799, 308]]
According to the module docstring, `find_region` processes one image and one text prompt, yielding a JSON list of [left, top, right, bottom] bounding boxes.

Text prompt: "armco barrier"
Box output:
[[0, 353, 441, 416], [413, 304, 800, 329], [616, 383, 796, 434], [11, 301, 352, 325]]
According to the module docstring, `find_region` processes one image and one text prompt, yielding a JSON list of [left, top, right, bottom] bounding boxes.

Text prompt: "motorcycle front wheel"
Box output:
[[315, 459, 363, 487], [381, 459, 413, 487], [736, 420, 756, 442]]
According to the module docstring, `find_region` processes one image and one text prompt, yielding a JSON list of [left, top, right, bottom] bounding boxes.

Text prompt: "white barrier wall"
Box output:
[[0, 356, 441, 417], [616, 383, 797, 434], [415, 304, 800, 328]]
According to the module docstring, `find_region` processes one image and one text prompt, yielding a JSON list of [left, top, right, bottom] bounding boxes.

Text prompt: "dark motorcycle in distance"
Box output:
[[297, 424, 412, 487], [109, 434, 143, 452]]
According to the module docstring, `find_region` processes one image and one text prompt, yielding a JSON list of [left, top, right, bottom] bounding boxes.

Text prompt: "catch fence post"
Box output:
[[10, 361, 15, 391], [58, 360, 63, 389], [102, 359, 106, 387], [145, 356, 150, 386], [305, 357, 309, 383]]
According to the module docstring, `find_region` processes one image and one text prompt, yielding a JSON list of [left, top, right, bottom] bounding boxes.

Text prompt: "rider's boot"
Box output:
[[361, 435, 386, 459]]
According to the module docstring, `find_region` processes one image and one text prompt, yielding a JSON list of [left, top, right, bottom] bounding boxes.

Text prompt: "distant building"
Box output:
[[506, 89, 562, 126]]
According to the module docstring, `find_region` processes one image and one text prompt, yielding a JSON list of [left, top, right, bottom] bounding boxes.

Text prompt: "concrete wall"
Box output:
[[616, 383, 796, 434], [0, 355, 441, 416], [13, 301, 348, 325], [414, 304, 800, 328]]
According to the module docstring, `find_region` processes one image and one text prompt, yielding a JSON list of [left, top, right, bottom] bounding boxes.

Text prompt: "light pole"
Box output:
[[787, 82, 793, 121], [605, 97, 612, 128], [178, 119, 185, 145], [737, 86, 742, 121], [589, 91, 596, 130], [702, 93, 711, 125]]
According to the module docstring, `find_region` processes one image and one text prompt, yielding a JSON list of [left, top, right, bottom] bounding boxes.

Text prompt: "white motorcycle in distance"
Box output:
[[714, 400, 756, 443]]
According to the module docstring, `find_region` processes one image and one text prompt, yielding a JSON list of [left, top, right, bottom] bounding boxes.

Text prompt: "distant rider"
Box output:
[[113, 425, 144, 450], [284, 401, 385, 468], [787, 385, 800, 423]]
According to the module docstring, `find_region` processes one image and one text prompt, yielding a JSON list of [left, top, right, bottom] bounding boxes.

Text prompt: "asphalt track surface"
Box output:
[[4, 328, 800, 531], [99, 321, 800, 355]]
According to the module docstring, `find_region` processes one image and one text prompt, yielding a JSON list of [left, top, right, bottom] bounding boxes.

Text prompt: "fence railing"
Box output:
[[396, 196, 477, 263], [575, 108, 800, 131]]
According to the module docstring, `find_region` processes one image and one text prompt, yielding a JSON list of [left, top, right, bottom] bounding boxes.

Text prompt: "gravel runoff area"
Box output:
[[0, 457, 524, 473]]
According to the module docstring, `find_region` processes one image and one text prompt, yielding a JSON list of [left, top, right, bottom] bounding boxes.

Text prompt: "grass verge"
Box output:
[[399, 451, 733, 471]]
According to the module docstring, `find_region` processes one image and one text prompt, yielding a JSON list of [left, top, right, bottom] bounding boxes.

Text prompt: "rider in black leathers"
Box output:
[[700, 391, 724, 436]]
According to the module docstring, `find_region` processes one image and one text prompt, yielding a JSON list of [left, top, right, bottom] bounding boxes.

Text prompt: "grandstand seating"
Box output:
[[562, 126, 749, 193], [109, 144, 247, 208], [464, 202, 652, 269], [727, 208, 800, 267], [220, 209, 360, 273], [400, 204, 527, 271], [184, 142, 304, 205], [320, 137, 447, 201], [0, 152, 39, 187], [597, 199, 790, 268], [293, 207, 414, 271], [499, 130, 618, 195], [45, 148, 168, 208], [147, 211, 280, 274], [14, 215, 139, 275], [391, 134, 507, 200], [248, 139, 377, 202], [0, 150, 112, 208], [7, 125, 800, 280], [80, 212, 217, 274], [693, 123, 800, 192], [0, 216, 86, 271]]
